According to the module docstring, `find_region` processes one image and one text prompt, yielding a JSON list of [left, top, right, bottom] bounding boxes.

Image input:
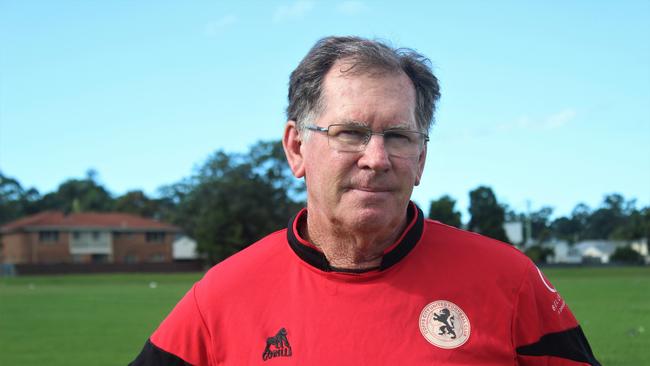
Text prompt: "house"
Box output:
[[547, 239, 648, 264], [544, 240, 582, 264], [576, 240, 619, 264], [172, 235, 199, 261], [503, 221, 524, 246], [0, 211, 181, 265]]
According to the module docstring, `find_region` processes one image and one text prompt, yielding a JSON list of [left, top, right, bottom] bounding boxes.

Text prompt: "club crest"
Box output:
[[419, 300, 471, 349]]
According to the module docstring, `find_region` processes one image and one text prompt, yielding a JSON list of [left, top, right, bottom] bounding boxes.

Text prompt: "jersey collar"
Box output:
[[286, 202, 424, 273]]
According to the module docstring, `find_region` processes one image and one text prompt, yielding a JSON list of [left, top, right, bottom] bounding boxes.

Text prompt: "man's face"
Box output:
[[299, 64, 426, 232]]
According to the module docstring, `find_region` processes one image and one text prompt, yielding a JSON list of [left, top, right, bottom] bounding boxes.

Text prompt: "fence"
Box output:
[[3, 261, 204, 276]]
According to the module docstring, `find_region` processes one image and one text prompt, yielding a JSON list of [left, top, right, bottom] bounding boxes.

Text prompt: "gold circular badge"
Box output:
[[419, 300, 471, 349]]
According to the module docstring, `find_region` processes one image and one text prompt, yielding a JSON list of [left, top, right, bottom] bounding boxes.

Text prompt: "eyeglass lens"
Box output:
[[326, 124, 424, 157]]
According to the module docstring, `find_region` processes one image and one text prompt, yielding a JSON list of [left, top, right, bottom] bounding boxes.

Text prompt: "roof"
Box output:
[[574, 240, 621, 256], [1, 211, 180, 233]]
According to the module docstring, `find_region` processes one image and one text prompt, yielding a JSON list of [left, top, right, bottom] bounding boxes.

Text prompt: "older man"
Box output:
[[130, 36, 600, 365]]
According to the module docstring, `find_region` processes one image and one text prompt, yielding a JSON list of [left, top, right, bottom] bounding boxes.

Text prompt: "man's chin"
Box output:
[[344, 203, 403, 231], [348, 188, 394, 202]]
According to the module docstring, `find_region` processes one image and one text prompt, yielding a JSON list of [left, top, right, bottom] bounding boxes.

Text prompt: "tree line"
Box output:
[[1, 141, 303, 264], [2, 140, 648, 264], [429, 187, 649, 264], [429, 188, 649, 245]]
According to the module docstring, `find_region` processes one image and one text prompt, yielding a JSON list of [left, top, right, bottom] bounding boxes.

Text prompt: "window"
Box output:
[[72, 254, 86, 263], [123, 254, 138, 264], [39, 231, 59, 243], [73, 232, 81, 240], [146, 232, 165, 243], [92, 231, 100, 240], [91, 254, 109, 263], [149, 253, 166, 262]]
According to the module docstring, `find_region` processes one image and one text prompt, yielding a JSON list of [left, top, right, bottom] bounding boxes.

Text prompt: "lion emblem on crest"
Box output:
[[433, 308, 457, 339]]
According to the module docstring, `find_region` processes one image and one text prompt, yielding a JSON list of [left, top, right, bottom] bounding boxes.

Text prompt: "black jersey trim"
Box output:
[[286, 202, 424, 273], [287, 210, 332, 271], [380, 204, 423, 270], [516, 326, 601, 365], [129, 339, 193, 366]]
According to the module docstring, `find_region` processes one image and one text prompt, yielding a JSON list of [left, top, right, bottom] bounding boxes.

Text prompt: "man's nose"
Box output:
[[358, 134, 391, 171]]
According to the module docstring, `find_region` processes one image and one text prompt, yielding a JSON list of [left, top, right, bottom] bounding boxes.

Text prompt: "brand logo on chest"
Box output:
[[419, 300, 471, 349], [262, 328, 293, 361]]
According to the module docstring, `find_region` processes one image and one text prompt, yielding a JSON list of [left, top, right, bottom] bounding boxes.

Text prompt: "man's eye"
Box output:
[[335, 128, 367, 140], [385, 131, 412, 143]]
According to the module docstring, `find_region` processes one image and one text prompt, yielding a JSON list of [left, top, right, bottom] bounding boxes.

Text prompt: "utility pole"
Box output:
[[525, 200, 532, 248]]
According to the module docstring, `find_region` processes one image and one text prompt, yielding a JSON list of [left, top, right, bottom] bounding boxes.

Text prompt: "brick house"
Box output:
[[0, 211, 181, 265]]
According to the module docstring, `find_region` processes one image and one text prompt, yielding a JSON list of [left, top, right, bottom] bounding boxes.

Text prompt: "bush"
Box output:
[[610, 246, 644, 265], [524, 245, 555, 264]]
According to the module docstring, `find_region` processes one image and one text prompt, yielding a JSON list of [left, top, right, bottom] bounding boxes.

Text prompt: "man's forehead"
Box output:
[[320, 62, 417, 123], [322, 65, 414, 100]]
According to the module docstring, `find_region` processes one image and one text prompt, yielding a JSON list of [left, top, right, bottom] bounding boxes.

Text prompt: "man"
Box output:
[[130, 36, 600, 365]]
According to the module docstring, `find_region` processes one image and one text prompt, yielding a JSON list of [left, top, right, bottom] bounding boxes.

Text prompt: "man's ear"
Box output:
[[282, 120, 306, 178], [414, 143, 427, 186]]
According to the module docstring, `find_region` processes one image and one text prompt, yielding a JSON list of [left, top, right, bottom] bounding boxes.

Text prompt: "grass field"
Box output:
[[0, 267, 648, 365], [0, 272, 203, 365], [544, 267, 650, 366]]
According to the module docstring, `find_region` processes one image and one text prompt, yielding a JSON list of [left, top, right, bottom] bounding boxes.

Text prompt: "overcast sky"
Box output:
[[1, 0, 649, 221]]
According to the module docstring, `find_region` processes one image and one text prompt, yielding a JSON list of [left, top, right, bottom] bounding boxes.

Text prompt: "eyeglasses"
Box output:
[[304, 123, 429, 158]]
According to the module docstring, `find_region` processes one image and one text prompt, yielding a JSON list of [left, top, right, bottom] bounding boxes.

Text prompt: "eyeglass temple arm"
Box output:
[[304, 125, 329, 133]]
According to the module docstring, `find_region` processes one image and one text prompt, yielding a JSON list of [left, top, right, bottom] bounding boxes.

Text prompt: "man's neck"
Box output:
[[301, 210, 408, 271]]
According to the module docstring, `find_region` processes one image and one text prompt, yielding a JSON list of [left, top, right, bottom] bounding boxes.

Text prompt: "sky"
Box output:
[[1, 0, 649, 221]]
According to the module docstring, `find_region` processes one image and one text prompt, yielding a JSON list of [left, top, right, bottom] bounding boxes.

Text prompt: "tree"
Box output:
[[570, 203, 591, 241], [156, 179, 194, 228], [550, 216, 580, 244], [584, 194, 637, 240], [248, 140, 305, 199], [39, 170, 113, 213], [611, 208, 646, 241], [524, 245, 555, 264], [1, 173, 26, 224], [113, 190, 160, 218], [0, 172, 41, 225], [428, 195, 462, 228], [171, 141, 304, 264], [548, 203, 592, 243], [610, 246, 644, 265], [467, 186, 509, 243], [529, 206, 554, 244]]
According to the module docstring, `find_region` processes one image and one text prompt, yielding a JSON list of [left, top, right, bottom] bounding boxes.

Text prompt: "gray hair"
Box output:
[[287, 36, 440, 133]]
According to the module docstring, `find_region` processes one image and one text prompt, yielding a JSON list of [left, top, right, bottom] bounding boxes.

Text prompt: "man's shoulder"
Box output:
[[198, 229, 291, 291], [421, 218, 530, 268]]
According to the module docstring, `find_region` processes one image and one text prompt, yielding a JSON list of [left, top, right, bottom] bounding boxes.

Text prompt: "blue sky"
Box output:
[[1, 1, 649, 220]]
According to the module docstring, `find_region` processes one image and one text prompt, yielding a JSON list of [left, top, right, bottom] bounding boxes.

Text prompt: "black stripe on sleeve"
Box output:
[[516, 326, 601, 366], [128, 339, 193, 366]]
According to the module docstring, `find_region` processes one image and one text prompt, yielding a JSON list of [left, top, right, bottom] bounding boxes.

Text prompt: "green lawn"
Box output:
[[543, 267, 650, 366], [0, 267, 648, 365], [0, 272, 203, 366]]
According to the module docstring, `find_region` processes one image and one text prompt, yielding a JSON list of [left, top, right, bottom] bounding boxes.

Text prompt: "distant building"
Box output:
[[0, 211, 181, 265], [503, 222, 524, 246], [547, 239, 648, 264], [545, 240, 582, 264], [172, 235, 199, 261]]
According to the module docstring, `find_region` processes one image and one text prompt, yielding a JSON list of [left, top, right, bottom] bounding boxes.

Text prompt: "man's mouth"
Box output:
[[358, 187, 389, 192], [350, 186, 392, 193]]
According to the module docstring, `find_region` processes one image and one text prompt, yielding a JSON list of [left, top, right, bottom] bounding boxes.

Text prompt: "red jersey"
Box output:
[[130, 203, 600, 365]]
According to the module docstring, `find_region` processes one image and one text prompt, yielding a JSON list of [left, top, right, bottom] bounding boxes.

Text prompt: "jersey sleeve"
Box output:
[[129, 282, 212, 366], [513, 262, 600, 366]]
